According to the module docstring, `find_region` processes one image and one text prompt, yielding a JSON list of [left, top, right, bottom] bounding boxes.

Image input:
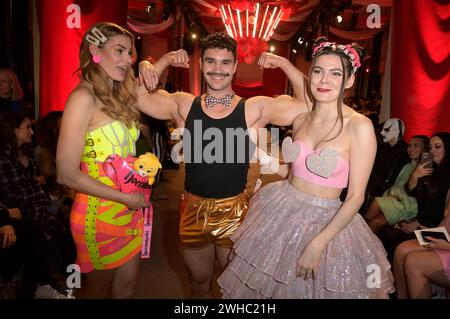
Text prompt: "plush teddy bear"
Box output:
[[103, 152, 162, 202], [133, 152, 163, 186]]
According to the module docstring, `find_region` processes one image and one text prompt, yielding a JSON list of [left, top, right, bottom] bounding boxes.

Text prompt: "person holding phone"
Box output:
[[419, 152, 433, 169], [393, 188, 450, 298], [420, 231, 448, 243], [364, 135, 429, 233], [374, 133, 450, 264], [403, 132, 450, 231]]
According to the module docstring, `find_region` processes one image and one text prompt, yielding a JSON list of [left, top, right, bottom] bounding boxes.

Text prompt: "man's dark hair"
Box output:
[[200, 33, 237, 62]]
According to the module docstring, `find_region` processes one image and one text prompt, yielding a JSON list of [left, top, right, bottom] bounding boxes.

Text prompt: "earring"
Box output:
[[92, 55, 101, 64]]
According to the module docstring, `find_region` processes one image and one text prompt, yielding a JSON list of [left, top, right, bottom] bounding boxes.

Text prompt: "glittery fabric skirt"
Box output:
[[218, 180, 395, 299]]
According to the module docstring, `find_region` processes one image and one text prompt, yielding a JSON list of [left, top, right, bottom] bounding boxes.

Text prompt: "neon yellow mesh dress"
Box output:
[[70, 121, 143, 272]]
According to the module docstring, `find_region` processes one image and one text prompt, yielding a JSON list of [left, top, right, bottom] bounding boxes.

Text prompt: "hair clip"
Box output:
[[86, 27, 107, 46]]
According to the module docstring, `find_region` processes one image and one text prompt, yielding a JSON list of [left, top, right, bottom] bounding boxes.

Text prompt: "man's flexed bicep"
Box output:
[[257, 52, 311, 105], [138, 49, 189, 91], [137, 90, 192, 125], [250, 95, 309, 128], [137, 89, 178, 121]]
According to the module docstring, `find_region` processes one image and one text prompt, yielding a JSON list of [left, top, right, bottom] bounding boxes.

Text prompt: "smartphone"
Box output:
[[421, 231, 448, 243], [420, 152, 433, 168]]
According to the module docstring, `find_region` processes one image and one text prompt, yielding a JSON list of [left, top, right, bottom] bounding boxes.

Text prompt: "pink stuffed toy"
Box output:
[[102, 152, 162, 259], [103, 153, 162, 202]]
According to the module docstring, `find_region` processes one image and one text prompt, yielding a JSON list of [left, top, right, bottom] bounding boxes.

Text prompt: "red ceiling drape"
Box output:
[[37, 0, 128, 117], [391, 0, 450, 140]]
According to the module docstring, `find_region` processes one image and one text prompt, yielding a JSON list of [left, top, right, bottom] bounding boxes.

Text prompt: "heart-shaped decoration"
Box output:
[[305, 148, 338, 178], [93, 55, 102, 64], [282, 137, 301, 163]]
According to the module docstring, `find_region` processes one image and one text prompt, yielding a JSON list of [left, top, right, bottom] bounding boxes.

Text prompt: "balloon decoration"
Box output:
[[230, 0, 253, 11], [237, 37, 268, 64], [219, 1, 284, 64]]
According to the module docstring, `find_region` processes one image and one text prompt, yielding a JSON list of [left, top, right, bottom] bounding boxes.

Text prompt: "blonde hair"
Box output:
[[78, 22, 140, 127], [0, 69, 24, 101]]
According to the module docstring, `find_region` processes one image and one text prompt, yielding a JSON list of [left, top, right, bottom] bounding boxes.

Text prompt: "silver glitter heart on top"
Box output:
[[282, 137, 301, 163], [306, 148, 339, 178]]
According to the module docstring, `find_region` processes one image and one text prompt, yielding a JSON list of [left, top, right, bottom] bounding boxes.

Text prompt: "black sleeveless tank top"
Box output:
[[184, 96, 255, 198]]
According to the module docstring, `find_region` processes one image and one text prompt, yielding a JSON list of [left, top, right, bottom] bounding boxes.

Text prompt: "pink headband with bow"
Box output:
[[312, 41, 361, 74]]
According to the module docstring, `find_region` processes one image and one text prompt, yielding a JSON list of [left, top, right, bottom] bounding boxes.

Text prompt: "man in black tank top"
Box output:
[[137, 33, 309, 298]]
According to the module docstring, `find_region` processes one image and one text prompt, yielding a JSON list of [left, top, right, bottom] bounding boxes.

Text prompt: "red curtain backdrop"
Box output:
[[391, 0, 450, 141], [37, 0, 127, 117], [263, 42, 290, 97]]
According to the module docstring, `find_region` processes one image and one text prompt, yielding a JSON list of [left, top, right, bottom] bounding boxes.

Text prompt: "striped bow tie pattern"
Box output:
[[205, 93, 234, 108]]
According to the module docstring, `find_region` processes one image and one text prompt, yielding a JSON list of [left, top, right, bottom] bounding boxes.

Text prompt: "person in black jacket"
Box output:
[[360, 118, 410, 212], [0, 205, 19, 272]]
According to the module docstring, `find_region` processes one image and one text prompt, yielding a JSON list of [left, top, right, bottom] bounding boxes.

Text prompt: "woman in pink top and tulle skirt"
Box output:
[[217, 38, 395, 299]]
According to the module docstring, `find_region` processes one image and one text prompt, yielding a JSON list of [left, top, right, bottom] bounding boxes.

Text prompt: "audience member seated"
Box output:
[[0, 69, 25, 116], [0, 112, 75, 298], [378, 132, 450, 261], [393, 188, 450, 299], [405, 132, 450, 229], [364, 135, 429, 233], [360, 118, 410, 212], [0, 204, 23, 298]]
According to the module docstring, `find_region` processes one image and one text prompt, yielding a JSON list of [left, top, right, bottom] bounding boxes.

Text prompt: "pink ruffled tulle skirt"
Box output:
[[218, 180, 395, 299]]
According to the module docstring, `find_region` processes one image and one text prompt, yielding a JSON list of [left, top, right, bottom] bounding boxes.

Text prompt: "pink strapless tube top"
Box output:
[[291, 140, 349, 188]]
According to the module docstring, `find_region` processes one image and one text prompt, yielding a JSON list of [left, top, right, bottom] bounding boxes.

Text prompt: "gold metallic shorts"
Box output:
[[178, 190, 249, 248]]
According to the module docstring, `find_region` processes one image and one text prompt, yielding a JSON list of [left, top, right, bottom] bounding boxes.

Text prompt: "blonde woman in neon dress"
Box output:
[[56, 22, 149, 298]]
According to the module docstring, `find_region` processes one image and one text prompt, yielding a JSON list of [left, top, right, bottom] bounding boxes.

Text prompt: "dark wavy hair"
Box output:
[[0, 111, 32, 159], [431, 132, 450, 169], [416, 132, 450, 225], [200, 32, 237, 62]]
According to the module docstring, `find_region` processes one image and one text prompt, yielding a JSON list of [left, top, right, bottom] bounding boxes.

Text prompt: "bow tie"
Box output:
[[205, 93, 234, 108]]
